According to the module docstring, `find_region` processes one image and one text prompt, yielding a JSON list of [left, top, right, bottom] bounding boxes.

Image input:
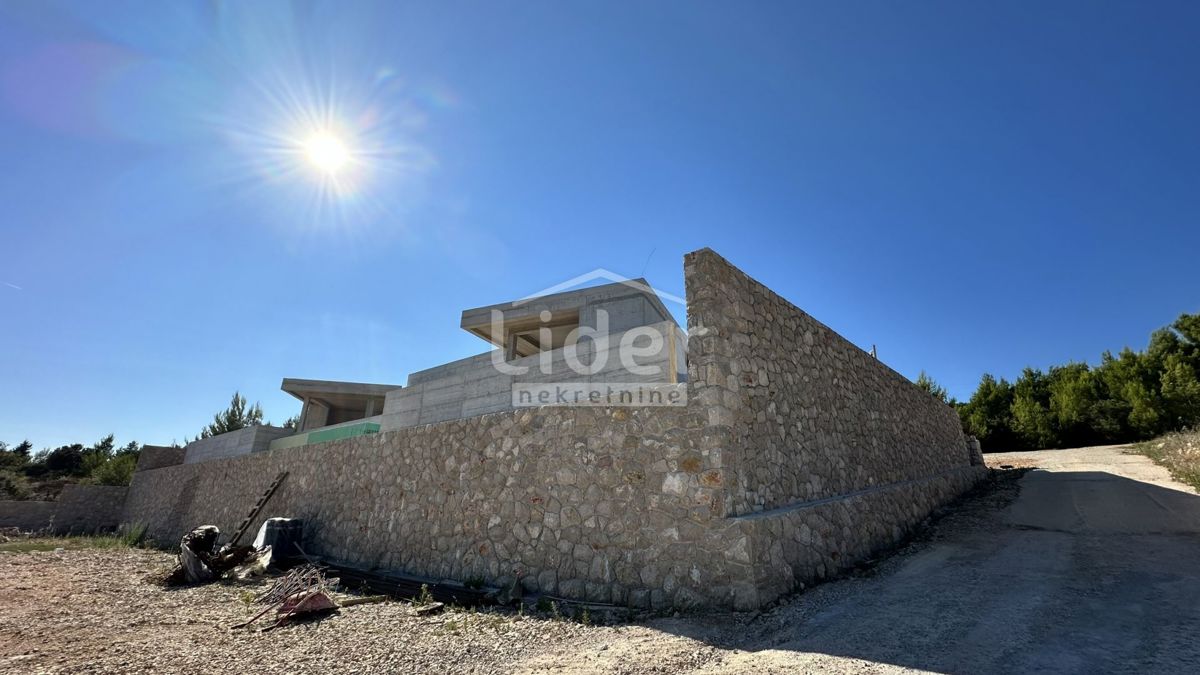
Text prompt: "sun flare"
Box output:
[[303, 132, 350, 174]]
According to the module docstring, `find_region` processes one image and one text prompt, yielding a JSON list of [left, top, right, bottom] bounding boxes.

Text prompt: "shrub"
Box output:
[[1132, 430, 1200, 491], [91, 453, 138, 486], [0, 470, 32, 500]]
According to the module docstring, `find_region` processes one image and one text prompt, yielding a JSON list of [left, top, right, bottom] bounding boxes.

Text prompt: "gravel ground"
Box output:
[[0, 548, 627, 674]]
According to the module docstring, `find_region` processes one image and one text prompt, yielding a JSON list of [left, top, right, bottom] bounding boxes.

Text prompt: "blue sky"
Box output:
[[1, 1, 1197, 449]]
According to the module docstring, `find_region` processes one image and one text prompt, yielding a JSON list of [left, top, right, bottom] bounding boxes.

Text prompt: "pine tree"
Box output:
[[200, 392, 264, 439]]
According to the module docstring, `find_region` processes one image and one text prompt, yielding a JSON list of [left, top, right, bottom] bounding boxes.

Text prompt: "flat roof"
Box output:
[[459, 278, 675, 348], [280, 378, 401, 407]]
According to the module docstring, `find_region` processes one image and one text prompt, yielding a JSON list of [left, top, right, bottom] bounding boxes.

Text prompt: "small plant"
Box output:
[[238, 590, 256, 606], [535, 596, 553, 613], [580, 608, 591, 626], [464, 575, 485, 590], [415, 583, 434, 606], [550, 600, 562, 622], [118, 522, 149, 548]]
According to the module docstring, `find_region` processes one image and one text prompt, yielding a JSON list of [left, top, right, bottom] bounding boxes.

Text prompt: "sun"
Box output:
[[303, 132, 351, 174]]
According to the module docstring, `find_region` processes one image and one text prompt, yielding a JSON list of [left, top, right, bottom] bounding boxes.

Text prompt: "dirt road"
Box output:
[[521, 445, 1200, 673]]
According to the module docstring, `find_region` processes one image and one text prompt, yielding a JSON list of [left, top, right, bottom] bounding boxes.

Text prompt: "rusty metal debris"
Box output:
[[233, 564, 342, 631], [254, 564, 334, 605]]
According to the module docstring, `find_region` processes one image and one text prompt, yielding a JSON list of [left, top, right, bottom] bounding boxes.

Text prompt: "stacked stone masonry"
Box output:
[[0, 500, 58, 531], [0, 485, 128, 534], [122, 247, 984, 609]]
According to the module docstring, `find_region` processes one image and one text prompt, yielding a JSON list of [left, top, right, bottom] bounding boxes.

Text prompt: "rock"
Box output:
[[413, 602, 444, 616]]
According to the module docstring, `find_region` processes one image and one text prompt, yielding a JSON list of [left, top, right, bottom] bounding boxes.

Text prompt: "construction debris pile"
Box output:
[[164, 518, 303, 586], [233, 564, 348, 631]]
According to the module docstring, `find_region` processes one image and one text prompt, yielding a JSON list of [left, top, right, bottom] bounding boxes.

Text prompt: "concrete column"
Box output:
[[300, 397, 329, 431], [505, 332, 518, 361], [299, 397, 311, 432]]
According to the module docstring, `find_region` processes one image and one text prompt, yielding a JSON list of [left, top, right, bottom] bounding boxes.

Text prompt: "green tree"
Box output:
[[958, 311, 1200, 450], [1011, 367, 1056, 449], [958, 374, 1018, 451], [89, 434, 115, 455], [200, 391, 264, 439], [1160, 353, 1200, 428], [0, 441, 30, 470], [1173, 313, 1200, 355], [91, 453, 138, 486], [1047, 363, 1110, 446], [44, 444, 86, 476], [12, 440, 32, 458], [82, 434, 117, 475], [914, 370, 949, 403]]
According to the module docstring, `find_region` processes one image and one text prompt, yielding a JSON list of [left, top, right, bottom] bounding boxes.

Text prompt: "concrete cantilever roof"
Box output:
[[458, 277, 677, 349], [280, 378, 402, 408]]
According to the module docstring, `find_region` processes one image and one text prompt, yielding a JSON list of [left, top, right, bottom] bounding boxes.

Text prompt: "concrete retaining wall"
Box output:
[[121, 247, 982, 609], [183, 425, 293, 464]]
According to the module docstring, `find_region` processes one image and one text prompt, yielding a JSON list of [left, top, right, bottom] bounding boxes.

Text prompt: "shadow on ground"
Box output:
[[581, 469, 1200, 674]]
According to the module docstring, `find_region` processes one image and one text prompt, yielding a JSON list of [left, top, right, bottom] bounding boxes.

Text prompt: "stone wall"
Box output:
[[686, 248, 978, 514], [55, 485, 128, 534], [121, 247, 982, 609], [0, 485, 128, 534], [684, 248, 985, 602], [0, 500, 57, 531], [136, 445, 185, 472], [124, 405, 755, 609]]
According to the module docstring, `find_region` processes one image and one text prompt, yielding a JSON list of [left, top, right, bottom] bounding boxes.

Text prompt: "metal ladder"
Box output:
[[228, 471, 289, 546]]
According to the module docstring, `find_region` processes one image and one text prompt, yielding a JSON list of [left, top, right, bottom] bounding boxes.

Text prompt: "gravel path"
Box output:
[[4, 445, 1197, 673], [0, 548, 609, 674]]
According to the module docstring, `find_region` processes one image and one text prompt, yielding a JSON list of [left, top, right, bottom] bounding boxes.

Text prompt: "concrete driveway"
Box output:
[[522, 445, 1200, 673]]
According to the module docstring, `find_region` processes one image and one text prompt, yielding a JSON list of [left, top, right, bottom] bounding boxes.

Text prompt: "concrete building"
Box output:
[[180, 278, 686, 465]]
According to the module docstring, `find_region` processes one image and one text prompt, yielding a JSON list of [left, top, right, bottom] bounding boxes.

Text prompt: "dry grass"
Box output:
[[0, 535, 135, 554], [1132, 429, 1200, 491], [0, 524, 147, 554]]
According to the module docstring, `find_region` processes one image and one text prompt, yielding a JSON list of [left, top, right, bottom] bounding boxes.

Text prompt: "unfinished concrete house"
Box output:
[[179, 278, 687, 465], [122, 248, 985, 609]]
